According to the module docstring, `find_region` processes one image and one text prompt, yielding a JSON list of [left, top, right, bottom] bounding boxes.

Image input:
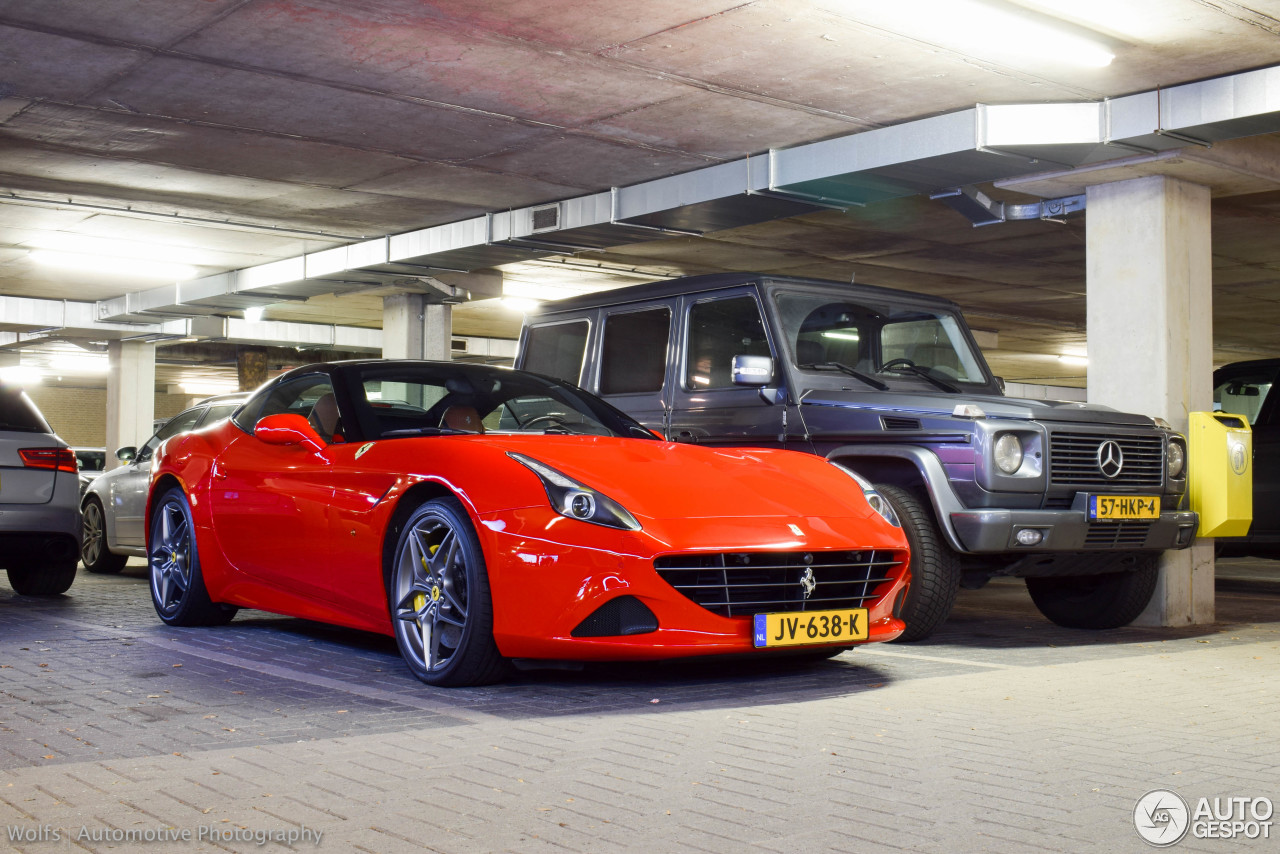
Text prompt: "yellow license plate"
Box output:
[[753, 608, 869, 648], [1089, 495, 1160, 521]]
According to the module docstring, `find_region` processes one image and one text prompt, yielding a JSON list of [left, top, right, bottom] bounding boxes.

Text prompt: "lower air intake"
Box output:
[[571, 596, 659, 638]]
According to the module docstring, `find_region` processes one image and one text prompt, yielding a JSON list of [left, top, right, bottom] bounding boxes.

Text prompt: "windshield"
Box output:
[[772, 290, 990, 389], [349, 363, 657, 440]]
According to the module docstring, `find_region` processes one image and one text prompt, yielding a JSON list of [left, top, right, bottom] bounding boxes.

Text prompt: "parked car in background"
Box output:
[[0, 380, 81, 595], [1213, 358, 1279, 557], [80, 392, 248, 574], [72, 447, 107, 497], [146, 360, 910, 687]]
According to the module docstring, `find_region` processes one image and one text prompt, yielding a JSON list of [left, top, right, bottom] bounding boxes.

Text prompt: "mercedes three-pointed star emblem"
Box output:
[[1096, 440, 1124, 479]]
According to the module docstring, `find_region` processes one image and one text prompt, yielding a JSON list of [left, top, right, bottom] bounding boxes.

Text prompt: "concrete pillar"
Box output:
[[382, 293, 451, 361], [105, 340, 156, 470], [236, 346, 269, 392], [1085, 175, 1214, 626]]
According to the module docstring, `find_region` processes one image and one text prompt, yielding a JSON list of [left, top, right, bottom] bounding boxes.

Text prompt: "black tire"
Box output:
[[148, 487, 237, 627], [876, 484, 961, 642], [1025, 555, 1159, 629], [388, 497, 508, 687], [6, 560, 77, 596], [81, 496, 128, 574]]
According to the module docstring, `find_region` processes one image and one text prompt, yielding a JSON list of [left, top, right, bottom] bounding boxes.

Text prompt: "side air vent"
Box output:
[[881, 416, 922, 431], [530, 203, 561, 233]]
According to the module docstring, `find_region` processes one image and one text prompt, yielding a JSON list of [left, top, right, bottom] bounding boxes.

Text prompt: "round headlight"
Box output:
[[1167, 440, 1186, 479], [566, 490, 596, 520], [993, 433, 1024, 474]]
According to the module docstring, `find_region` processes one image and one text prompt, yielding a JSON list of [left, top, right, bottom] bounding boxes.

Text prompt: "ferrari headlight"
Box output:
[[508, 452, 641, 531], [1167, 438, 1186, 479], [831, 463, 900, 528], [993, 433, 1024, 474]]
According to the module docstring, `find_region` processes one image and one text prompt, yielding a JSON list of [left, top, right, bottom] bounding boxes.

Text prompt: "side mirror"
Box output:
[[994, 376, 1007, 394], [731, 354, 774, 387], [116, 447, 137, 463], [255, 414, 325, 451]]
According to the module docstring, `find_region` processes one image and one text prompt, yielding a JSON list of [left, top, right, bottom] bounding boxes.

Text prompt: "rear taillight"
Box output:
[[19, 448, 78, 473]]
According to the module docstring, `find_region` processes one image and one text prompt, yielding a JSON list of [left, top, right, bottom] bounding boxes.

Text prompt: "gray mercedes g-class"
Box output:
[[515, 273, 1198, 640]]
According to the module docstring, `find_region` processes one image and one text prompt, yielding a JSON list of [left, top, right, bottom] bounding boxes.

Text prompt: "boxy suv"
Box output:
[[0, 380, 80, 595], [517, 273, 1198, 639]]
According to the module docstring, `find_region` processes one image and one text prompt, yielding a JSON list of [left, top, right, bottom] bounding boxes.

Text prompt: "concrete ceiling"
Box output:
[[3, 0, 1280, 390]]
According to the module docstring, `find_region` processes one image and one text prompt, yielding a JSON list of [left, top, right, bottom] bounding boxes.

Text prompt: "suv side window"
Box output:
[[685, 296, 772, 390], [601, 308, 670, 395], [1215, 368, 1277, 426], [523, 320, 590, 384]]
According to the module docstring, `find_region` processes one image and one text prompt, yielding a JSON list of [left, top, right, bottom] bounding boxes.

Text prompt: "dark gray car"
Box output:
[[0, 381, 81, 595], [80, 393, 248, 574]]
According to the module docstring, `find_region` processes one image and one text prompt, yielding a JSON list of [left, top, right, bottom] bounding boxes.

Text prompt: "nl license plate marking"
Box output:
[[1089, 495, 1160, 521], [753, 608, 869, 648]]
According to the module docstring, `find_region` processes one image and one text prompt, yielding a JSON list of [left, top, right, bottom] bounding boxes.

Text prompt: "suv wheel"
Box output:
[[876, 484, 961, 642], [1025, 555, 1159, 629]]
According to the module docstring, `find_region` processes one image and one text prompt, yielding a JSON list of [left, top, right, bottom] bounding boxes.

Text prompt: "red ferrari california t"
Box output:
[[147, 360, 910, 686]]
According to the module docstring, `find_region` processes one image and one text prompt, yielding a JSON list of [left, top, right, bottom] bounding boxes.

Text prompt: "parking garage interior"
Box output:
[[3, 2, 1280, 851]]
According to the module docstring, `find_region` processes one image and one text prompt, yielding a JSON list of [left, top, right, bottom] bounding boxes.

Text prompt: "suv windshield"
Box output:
[[772, 290, 989, 389]]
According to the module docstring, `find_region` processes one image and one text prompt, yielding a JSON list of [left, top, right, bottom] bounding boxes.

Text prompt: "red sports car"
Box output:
[[147, 360, 910, 686]]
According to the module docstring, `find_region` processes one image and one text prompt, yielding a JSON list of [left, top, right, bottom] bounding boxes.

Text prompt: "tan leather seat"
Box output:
[[308, 393, 343, 442], [441, 405, 484, 433]]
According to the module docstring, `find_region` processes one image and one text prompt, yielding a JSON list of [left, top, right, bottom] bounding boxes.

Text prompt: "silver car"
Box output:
[[0, 381, 81, 595], [80, 393, 248, 574]]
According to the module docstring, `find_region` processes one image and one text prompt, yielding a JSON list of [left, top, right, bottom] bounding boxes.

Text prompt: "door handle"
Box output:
[[673, 430, 699, 444], [211, 462, 227, 481]]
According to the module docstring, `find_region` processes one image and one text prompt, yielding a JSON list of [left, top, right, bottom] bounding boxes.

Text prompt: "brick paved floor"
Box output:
[[2, 558, 1278, 853]]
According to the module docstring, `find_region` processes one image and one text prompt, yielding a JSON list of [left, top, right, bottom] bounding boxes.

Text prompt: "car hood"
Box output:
[[800, 388, 1155, 427], [476, 434, 880, 522]]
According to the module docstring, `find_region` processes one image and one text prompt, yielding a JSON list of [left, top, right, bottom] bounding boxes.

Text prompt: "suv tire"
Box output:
[[876, 484, 961, 642], [7, 560, 77, 596], [1025, 555, 1159, 629]]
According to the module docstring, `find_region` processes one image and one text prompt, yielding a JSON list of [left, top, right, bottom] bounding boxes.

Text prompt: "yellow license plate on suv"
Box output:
[[1089, 495, 1160, 521], [753, 608, 869, 648]]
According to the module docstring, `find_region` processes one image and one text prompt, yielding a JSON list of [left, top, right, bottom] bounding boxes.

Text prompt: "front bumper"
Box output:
[[949, 504, 1198, 553], [479, 507, 910, 661]]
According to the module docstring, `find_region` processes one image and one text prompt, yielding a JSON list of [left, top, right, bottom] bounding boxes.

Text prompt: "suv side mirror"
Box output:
[[731, 354, 774, 387], [116, 447, 137, 463]]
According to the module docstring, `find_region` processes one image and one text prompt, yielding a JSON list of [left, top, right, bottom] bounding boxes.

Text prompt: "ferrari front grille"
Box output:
[[654, 550, 905, 618]]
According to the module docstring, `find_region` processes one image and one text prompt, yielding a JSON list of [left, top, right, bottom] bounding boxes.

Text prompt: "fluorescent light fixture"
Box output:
[[180, 381, 239, 395], [243, 306, 266, 323], [30, 250, 197, 281], [501, 298, 541, 313], [821, 331, 860, 341], [1058, 354, 1089, 366], [48, 354, 109, 374], [866, 0, 1114, 69], [0, 365, 42, 386]]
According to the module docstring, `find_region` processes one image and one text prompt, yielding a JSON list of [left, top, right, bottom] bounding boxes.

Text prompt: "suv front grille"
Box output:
[[654, 550, 905, 618], [1084, 521, 1153, 548], [1049, 431, 1164, 490]]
